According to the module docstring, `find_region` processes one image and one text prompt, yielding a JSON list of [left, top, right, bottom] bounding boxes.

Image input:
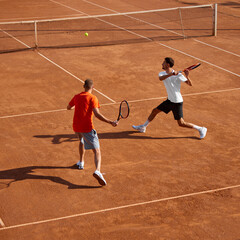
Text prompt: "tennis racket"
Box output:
[[117, 100, 130, 121], [179, 63, 201, 73]]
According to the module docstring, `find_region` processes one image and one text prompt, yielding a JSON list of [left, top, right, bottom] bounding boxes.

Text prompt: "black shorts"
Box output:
[[157, 99, 183, 120]]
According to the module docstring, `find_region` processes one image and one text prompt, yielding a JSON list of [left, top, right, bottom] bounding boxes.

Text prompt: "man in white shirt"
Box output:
[[132, 57, 207, 139]]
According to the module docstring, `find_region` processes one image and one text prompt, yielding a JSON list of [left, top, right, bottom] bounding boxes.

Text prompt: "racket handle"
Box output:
[[179, 69, 189, 73]]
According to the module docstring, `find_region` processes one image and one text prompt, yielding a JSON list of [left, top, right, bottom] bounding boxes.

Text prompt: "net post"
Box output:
[[213, 3, 217, 36], [178, 8, 186, 39], [34, 21, 38, 49]]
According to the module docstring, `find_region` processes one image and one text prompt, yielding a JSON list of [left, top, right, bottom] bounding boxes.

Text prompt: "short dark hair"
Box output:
[[165, 57, 174, 67], [84, 79, 93, 90]]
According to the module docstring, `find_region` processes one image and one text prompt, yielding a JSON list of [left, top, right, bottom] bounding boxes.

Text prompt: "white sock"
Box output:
[[193, 125, 202, 131], [142, 120, 150, 127], [77, 160, 84, 166]]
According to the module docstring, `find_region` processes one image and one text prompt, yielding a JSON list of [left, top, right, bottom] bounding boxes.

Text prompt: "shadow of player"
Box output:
[[33, 131, 199, 144], [0, 165, 102, 190]]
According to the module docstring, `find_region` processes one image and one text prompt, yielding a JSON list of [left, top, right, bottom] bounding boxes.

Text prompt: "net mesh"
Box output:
[[0, 4, 215, 54]]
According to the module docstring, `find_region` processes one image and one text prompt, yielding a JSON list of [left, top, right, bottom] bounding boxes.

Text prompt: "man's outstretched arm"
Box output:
[[93, 108, 118, 127]]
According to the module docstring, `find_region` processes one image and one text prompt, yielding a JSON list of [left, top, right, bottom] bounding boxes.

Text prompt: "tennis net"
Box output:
[[0, 4, 217, 54]]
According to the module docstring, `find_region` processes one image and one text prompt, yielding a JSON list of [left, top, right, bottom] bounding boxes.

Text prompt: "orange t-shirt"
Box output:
[[69, 92, 100, 133]]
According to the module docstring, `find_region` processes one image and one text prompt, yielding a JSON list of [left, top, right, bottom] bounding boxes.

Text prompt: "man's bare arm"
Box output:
[[93, 108, 118, 127], [184, 70, 192, 86], [185, 78, 192, 86]]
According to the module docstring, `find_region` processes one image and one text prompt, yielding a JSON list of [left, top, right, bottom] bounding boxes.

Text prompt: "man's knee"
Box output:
[[92, 148, 101, 154], [177, 118, 185, 127], [152, 108, 160, 115]]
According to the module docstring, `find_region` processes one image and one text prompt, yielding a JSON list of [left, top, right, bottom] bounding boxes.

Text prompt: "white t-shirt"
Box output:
[[159, 71, 187, 103]]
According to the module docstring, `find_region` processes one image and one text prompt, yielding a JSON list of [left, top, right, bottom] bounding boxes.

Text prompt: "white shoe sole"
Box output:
[[93, 172, 107, 186]]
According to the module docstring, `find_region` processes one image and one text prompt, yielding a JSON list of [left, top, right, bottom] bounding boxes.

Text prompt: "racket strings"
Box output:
[[120, 102, 129, 118]]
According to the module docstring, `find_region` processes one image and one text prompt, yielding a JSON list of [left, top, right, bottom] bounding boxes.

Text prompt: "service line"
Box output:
[[0, 87, 240, 119]]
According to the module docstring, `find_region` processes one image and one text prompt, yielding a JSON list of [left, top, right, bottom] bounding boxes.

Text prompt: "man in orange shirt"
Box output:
[[67, 79, 118, 186]]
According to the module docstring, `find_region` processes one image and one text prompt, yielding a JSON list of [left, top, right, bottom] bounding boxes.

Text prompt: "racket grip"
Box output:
[[179, 69, 188, 73]]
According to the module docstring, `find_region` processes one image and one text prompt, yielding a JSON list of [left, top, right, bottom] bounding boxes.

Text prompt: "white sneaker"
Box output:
[[77, 161, 84, 170], [199, 127, 207, 139], [132, 125, 146, 133], [93, 170, 107, 186]]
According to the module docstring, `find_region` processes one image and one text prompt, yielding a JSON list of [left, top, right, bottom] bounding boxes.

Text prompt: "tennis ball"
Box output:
[[85, 32, 88, 37]]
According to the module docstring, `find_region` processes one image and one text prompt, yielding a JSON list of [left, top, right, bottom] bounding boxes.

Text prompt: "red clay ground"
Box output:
[[0, 0, 239, 239]]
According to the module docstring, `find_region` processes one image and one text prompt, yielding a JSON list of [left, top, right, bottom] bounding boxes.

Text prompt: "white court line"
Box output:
[[0, 29, 31, 49], [128, 87, 240, 103], [155, 41, 240, 77], [50, 0, 86, 14], [0, 218, 5, 228], [0, 102, 116, 119], [37, 52, 116, 103], [194, 39, 240, 58], [0, 87, 240, 119], [0, 184, 239, 230], [0, 108, 66, 119]]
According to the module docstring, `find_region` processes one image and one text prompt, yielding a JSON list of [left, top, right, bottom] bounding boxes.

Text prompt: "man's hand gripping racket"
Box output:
[[172, 63, 201, 76]]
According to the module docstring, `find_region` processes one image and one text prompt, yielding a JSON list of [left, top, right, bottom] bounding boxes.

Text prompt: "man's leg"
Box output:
[[177, 118, 194, 128], [80, 130, 106, 186], [92, 148, 107, 186], [92, 148, 101, 172], [148, 108, 162, 122], [132, 108, 162, 132], [76, 133, 85, 169], [177, 118, 207, 139], [78, 141, 85, 166], [173, 102, 207, 139]]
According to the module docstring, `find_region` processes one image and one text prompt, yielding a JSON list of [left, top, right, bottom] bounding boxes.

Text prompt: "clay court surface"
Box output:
[[0, 0, 240, 239]]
